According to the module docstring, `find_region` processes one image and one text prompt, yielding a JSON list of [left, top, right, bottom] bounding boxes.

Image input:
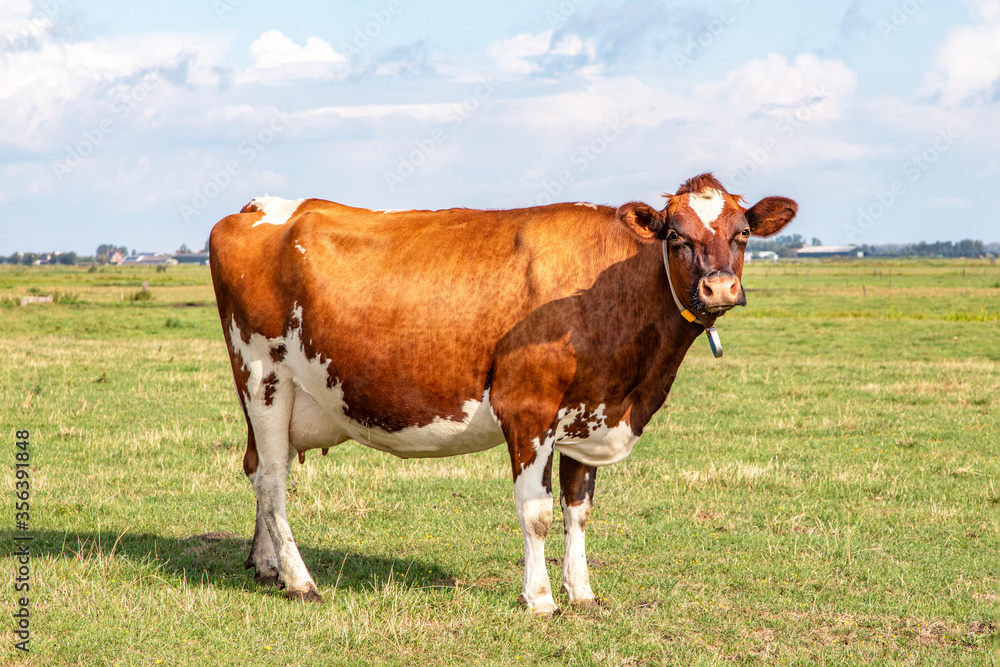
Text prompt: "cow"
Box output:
[[209, 173, 796, 614]]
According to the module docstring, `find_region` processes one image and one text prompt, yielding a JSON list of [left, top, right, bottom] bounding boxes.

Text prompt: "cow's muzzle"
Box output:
[[696, 272, 746, 313]]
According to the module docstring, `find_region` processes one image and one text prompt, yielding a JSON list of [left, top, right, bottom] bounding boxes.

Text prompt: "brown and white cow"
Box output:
[[209, 173, 796, 613]]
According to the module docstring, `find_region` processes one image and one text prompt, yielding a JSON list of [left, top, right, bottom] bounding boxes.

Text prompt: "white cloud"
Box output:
[[487, 30, 596, 76], [237, 30, 348, 84], [302, 102, 452, 123], [0, 0, 48, 45], [496, 53, 858, 135], [248, 30, 345, 68], [965, 0, 1000, 22], [0, 32, 215, 150], [695, 53, 857, 121], [920, 8, 1000, 106], [489, 30, 554, 74]]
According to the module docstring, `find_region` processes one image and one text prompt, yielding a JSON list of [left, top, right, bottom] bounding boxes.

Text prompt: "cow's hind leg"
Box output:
[[559, 453, 597, 607], [241, 408, 280, 585], [510, 433, 558, 615], [246, 371, 321, 602], [245, 502, 280, 586]]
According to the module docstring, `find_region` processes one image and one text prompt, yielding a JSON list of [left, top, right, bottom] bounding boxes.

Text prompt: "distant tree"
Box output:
[[776, 234, 805, 249], [177, 243, 191, 254], [57, 252, 78, 265], [811, 237, 823, 246], [954, 239, 984, 257], [96, 244, 128, 263]]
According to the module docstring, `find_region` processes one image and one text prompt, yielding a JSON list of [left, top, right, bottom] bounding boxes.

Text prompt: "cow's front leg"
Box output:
[[510, 434, 558, 615], [559, 453, 597, 607], [247, 374, 322, 602]]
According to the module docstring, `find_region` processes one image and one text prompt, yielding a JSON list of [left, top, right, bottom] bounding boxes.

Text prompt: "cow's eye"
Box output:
[[667, 231, 679, 241], [740, 228, 750, 237]]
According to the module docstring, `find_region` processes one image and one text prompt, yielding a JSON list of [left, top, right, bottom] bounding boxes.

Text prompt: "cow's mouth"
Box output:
[[689, 284, 746, 316]]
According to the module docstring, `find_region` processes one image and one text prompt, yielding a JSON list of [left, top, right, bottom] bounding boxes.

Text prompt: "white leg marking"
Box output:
[[514, 436, 557, 615], [561, 496, 595, 605], [248, 373, 318, 598]]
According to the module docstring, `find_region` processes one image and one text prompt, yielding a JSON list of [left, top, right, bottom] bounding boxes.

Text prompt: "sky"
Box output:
[[1, 0, 999, 256]]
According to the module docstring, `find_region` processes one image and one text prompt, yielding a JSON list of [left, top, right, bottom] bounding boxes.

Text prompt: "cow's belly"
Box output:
[[289, 385, 506, 458], [550, 403, 641, 467], [553, 427, 639, 467]]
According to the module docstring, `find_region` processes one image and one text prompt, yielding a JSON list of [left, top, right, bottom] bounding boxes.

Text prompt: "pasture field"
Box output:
[[1, 259, 997, 666]]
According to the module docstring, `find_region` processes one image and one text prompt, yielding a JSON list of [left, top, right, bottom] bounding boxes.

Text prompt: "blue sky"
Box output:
[[1, 0, 998, 255]]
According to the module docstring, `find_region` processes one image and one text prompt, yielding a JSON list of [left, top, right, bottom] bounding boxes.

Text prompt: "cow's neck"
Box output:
[[611, 241, 709, 433]]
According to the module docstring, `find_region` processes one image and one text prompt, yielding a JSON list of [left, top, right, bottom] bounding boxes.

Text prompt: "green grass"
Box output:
[[2, 260, 998, 665]]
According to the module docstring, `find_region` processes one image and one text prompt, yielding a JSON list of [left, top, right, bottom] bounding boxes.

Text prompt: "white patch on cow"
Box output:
[[247, 359, 264, 399], [574, 202, 598, 209], [552, 403, 639, 466], [514, 435, 557, 614], [227, 315, 318, 597], [687, 188, 724, 234], [295, 242, 307, 255], [250, 196, 306, 227], [373, 209, 407, 214], [561, 496, 594, 605], [228, 306, 505, 460], [484, 387, 502, 430]]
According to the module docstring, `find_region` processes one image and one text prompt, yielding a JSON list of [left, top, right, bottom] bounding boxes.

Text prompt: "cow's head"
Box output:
[[617, 173, 797, 323]]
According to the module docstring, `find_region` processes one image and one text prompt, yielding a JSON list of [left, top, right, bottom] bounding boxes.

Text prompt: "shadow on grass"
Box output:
[[2, 528, 463, 598]]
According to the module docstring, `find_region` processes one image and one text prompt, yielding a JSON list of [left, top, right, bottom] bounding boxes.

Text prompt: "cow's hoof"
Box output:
[[254, 571, 281, 587], [533, 606, 561, 618], [246, 557, 281, 587], [519, 595, 560, 617], [286, 585, 323, 603], [571, 598, 599, 609]]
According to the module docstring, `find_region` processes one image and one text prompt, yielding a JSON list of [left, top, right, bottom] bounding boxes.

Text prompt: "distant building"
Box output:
[[746, 250, 779, 263], [123, 253, 176, 265], [794, 245, 863, 258], [108, 250, 125, 265], [173, 252, 209, 265]]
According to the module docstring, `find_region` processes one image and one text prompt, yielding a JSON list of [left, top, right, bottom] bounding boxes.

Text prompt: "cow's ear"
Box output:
[[746, 196, 797, 237], [616, 202, 664, 243]]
